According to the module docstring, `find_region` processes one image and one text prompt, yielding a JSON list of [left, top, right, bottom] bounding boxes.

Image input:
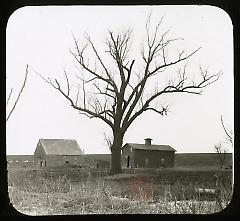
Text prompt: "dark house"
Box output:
[[34, 139, 83, 168], [122, 138, 176, 168]]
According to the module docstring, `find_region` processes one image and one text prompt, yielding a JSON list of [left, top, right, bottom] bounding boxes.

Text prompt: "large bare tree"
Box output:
[[40, 17, 221, 174]]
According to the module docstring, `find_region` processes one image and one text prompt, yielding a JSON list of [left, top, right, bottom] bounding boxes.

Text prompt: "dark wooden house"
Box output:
[[122, 138, 176, 168], [34, 139, 83, 168]]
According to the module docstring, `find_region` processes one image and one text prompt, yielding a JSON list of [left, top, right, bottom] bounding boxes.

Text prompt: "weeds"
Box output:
[[8, 168, 232, 215]]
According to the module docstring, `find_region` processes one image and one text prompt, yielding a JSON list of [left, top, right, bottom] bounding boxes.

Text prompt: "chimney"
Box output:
[[144, 138, 152, 146]]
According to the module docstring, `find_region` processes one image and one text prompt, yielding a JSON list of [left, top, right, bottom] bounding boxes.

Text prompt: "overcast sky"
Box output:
[[6, 5, 233, 155]]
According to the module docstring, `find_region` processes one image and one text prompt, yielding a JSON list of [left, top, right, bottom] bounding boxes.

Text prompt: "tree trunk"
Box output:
[[109, 133, 123, 175]]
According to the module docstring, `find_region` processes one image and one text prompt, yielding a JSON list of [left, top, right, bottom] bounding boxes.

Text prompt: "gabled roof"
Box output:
[[123, 143, 176, 152], [38, 139, 83, 155]]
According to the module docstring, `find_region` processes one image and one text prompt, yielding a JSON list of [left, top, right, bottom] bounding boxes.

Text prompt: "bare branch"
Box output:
[[75, 85, 80, 106], [122, 66, 221, 131], [37, 72, 114, 129], [6, 65, 29, 122], [144, 106, 169, 116], [6, 88, 13, 106], [150, 47, 201, 76], [214, 143, 227, 169], [221, 115, 233, 145], [104, 132, 113, 152], [84, 34, 117, 88], [63, 70, 70, 96], [70, 35, 118, 92]]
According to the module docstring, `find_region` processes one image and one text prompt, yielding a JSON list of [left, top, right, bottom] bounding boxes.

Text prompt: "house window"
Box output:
[[40, 160, 42, 167], [65, 160, 69, 164], [44, 161, 47, 167]]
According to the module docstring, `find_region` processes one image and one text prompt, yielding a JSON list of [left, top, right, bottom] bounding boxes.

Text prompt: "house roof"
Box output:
[[123, 143, 176, 152], [38, 139, 83, 155]]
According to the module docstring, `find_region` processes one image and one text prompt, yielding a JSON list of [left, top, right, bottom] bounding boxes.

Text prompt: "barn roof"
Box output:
[[123, 143, 176, 152], [38, 139, 83, 155]]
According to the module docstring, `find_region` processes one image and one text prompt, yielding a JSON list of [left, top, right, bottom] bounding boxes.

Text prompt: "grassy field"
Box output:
[[7, 166, 233, 215]]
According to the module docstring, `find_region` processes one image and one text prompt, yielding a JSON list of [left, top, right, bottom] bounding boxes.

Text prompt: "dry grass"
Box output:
[[8, 168, 233, 215]]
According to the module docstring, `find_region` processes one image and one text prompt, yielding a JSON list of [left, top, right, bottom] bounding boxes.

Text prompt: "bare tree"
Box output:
[[214, 115, 233, 208], [39, 16, 221, 174], [6, 65, 29, 122], [220, 115, 233, 147], [214, 143, 228, 169], [103, 132, 113, 152], [215, 115, 233, 169]]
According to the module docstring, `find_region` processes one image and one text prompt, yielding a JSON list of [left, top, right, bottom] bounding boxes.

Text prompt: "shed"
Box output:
[[34, 139, 83, 168], [122, 138, 176, 168]]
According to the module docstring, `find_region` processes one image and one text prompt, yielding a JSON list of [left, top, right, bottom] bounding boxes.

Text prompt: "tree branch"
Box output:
[[63, 70, 70, 96], [221, 115, 233, 145], [84, 34, 118, 91], [6, 88, 13, 106], [122, 67, 221, 131], [144, 106, 169, 116], [37, 72, 114, 129], [70, 35, 118, 93], [6, 65, 28, 122]]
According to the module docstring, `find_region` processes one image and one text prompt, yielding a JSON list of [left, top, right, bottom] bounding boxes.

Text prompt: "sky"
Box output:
[[6, 5, 234, 155]]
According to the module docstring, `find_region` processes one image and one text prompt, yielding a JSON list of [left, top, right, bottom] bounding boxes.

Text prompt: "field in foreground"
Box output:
[[8, 167, 233, 215]]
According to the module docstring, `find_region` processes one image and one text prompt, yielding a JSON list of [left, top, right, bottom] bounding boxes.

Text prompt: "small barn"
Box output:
[[34, 139, 83, 168], [122, 138, 176, 168]]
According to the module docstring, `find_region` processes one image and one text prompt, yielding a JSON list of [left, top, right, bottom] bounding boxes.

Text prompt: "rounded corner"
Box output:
[[202, 5, 233, 27], [6, 6, 30, 31]]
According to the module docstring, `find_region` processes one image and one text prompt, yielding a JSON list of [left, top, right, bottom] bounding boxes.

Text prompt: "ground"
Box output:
[[7, 166, 232, 215]]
